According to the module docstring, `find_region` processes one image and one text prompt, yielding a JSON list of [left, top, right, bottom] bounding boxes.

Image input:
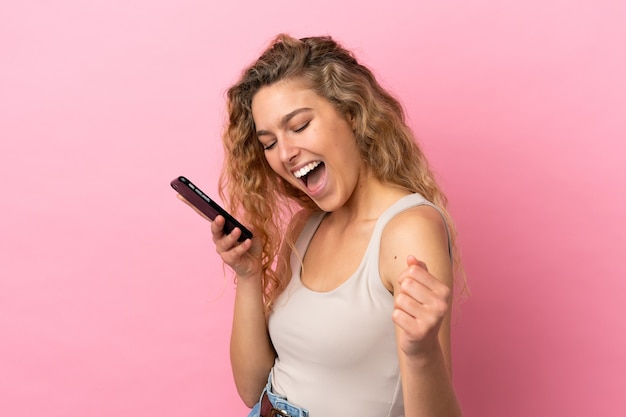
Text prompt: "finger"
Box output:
[[397, 277, 447, 310], [392, 307, 440, 346], [401, 258, 451, 298], [211, 215, 227, 238], [394, 288, 425, 318], [220, 238, 253, 263], [215, 228, 244, 252], [406, 255, 428, 272], [176, 194, 212, 222], [214, 224, 245, 253], [395, 275, 439, 313], [392, 307, 425, 334], [400, 272, 451, 307], [393, 289, 448, 338], [397, 279, 450, 323]]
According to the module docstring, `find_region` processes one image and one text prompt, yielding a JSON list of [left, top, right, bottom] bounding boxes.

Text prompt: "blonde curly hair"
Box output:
[[219, 34, 462, 312]]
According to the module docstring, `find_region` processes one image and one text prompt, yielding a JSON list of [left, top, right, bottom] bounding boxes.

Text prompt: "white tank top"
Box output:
[[268, 194, 449, 417]]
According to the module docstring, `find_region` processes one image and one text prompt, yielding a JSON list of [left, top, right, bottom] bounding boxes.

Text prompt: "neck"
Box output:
[[330, 171, 409, 225]]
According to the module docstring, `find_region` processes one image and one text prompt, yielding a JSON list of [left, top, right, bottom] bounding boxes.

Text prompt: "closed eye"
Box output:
[[294, 121, 310, 133], [263, 141, 277, 151]]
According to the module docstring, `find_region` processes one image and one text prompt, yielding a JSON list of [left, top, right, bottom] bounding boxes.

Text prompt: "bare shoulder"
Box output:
[[379, 205, 452, 290], [383, 205, 449, 247]]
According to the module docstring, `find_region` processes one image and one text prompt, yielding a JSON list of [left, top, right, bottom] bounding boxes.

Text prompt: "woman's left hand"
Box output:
[[392, 255, 452, 358]]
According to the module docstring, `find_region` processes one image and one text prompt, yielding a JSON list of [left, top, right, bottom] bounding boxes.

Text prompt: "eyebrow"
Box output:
[[256, 107, 313, 137]]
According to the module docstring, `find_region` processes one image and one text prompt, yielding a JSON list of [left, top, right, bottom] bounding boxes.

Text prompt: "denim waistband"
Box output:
[[246, 371, 309, 417]]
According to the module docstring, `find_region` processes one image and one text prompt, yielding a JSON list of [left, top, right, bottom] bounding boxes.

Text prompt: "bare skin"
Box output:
[[203, 78, 462, 415]]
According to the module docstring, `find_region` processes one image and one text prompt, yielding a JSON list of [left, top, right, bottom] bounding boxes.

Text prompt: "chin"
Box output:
[[309, 195, 345, 213]]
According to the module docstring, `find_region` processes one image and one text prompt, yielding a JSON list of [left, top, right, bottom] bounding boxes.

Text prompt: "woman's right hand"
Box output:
[[211, 215, 262, 279]]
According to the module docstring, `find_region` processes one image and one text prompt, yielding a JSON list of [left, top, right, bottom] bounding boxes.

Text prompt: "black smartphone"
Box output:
[[170, 176, 253, 242]]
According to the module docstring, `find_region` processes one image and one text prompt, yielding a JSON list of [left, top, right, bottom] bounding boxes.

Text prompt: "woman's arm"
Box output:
[[211, 216, 275, 406], [218, 209, 311, 407], [229, 266, 276, 407], [380, 205, 462, 417]]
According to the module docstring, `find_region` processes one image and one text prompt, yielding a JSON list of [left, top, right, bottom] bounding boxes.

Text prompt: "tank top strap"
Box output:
[[289, 195, 452, 277], [367, 194, 453, 262], [290, 211, 326, 275]]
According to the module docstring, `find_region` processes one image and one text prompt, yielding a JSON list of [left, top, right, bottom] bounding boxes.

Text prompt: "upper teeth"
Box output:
[[293, 161, 321, 179]]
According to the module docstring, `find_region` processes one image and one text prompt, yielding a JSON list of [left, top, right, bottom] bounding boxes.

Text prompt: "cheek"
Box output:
[[265, 153, 287, 177]]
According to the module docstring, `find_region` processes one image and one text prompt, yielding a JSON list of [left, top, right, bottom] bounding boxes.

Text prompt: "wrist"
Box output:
[[234, 269, 264, 289], [403, 342, 446, 368], [233, 262, 263, 282]]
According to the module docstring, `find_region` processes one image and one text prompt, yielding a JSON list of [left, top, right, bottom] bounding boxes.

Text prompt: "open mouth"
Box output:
[[293, 161, 325, 189]]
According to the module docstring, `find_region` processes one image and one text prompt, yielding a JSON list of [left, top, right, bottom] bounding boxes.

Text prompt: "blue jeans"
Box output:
[[246, 372, 309, 417]]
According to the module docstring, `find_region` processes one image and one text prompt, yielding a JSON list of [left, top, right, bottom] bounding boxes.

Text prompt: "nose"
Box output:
[[277, 138, 299, 164]]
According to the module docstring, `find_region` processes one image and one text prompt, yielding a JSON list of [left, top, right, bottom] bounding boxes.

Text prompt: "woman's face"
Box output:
[[251, 78, 367, 212]]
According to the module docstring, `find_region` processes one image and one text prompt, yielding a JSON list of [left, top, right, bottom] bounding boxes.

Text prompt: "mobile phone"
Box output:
[[170, 176, 253, 242]]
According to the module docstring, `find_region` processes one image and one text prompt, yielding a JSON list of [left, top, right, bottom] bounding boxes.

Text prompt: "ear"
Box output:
[[346, 111, 357, 131]]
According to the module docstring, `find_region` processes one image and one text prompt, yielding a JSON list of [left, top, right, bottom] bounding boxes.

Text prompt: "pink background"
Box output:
[[1, 1, 624, 416]]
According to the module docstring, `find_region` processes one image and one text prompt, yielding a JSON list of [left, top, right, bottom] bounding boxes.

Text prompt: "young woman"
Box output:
[[210, 34, 463, 417]]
